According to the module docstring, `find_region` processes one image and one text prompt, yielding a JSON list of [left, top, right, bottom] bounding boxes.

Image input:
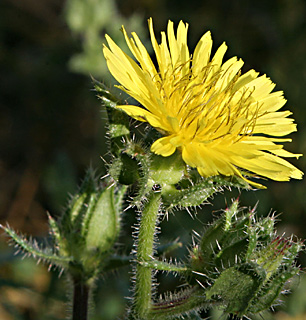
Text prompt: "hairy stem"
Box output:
[[133, 191, 161, 319], [72, 278, 90, 320]]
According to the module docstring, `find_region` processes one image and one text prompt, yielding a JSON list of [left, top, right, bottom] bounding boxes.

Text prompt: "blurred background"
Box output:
[[0, 0, 305, 319]]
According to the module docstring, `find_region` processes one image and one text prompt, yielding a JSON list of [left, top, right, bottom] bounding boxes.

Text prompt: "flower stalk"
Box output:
[[72, 278, 90, 320], [133, 191, 161, 319]]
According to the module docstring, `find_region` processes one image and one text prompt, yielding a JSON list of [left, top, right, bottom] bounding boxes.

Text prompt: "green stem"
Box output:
[[72, 278, 90, 320], [134, 191, 161, 319]]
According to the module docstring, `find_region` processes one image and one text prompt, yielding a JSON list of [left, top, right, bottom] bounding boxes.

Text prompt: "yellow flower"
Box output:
[[103, 18, 303, 187]]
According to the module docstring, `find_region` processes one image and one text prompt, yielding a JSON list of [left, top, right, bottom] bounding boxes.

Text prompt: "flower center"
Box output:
[[157, 62, 259, 146]]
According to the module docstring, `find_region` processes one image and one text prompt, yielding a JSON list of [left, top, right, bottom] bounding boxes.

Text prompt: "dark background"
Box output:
[[0, 0, 305, 319]]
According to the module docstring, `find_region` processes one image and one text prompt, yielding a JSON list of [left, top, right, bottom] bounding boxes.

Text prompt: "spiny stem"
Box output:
[[72, 278, 90, 320], [134, 191, 161, 319]]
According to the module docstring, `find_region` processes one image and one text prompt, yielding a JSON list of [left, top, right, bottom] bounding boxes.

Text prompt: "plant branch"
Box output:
[[72, 277, 90, 320], [133, 191, 161, 319]]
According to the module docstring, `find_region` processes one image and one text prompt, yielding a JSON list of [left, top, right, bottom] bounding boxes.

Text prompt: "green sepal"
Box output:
[[111, 141, 153, 206], [199, 213, 227, 263], [214, 237, 249, 268], [85, 186, 118, 253], [249, 265, 299, 314], [162, 176, 248, 212], [106, 106, 130, 156], [113, 183, 128, 212], [219, 210, 251, 246], [93, 78, 130, 156], [92, 77, 120, 106], [59, 168, 97, 237], [255, 215, 275, 244], [57, 168, 99, 258], [250, 235, 303, 282], [149, 287, 208, 320], [194, 202, 251, 272], [197, 201, 240, 269], [109, 153, 141, 185], [81, 193, 101, 238], [162, 179, 219, 211], [245, 225, 258, 260], [47, 212, 63, 249], [150, 152, 185, 186], [0, 224, 71, 267]]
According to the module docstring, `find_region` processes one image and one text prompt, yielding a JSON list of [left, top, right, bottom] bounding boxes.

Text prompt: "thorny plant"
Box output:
[[1, 19, 304, 320]]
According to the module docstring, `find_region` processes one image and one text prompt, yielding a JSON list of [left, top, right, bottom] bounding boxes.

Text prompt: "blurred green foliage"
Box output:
[[65, 0, 147, 78], [0, 0, 305, 319]]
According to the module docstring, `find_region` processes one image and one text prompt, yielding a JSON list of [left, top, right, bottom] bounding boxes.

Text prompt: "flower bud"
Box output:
[[53, 168, 124, 279], [188, 201, 303, 318]]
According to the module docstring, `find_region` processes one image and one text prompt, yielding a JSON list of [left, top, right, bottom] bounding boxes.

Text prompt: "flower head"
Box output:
[[103, 18, 303, 187]]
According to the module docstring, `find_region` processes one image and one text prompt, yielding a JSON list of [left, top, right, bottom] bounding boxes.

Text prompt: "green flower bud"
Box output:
[[1, 168, 126, 284], [190, 200, 240, 271], [205, 262, 266, 315], [188, 201, 303, 318], [53, 169, 125, 279], [251, 235, 302, 281]]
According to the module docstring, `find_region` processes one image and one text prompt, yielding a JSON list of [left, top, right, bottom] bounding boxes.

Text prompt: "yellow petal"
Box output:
[[117, 105, 163, 128], [231, 152, 303, 181], [122, 27, 158, 81], [176, 20, 190, 75], [151, 136, 177, 156], [211, 42, 227, 69], [245, 75, 275, 99], [272, 148, 302, 158], [148, 18, 163, 75], [193, 31, 212, 74], [233, 69, 259, 91]]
